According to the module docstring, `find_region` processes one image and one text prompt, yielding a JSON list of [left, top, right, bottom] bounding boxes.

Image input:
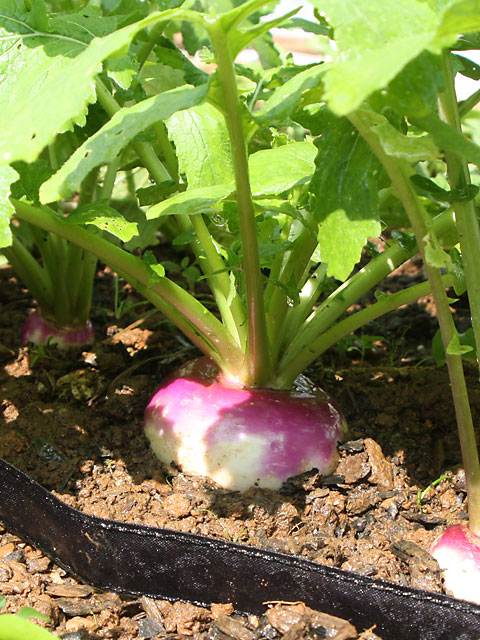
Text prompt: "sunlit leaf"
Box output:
[[64, 200, 138, 242], [249, 141, 317, 195], [147, 184, 233, 219], [40, 84, 209, 203], [309, 115, 380, 281], [167, 103, 234, 188]]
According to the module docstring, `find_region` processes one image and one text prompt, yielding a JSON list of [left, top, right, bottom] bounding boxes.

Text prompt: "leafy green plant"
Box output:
[[0, 0, 480, 598]]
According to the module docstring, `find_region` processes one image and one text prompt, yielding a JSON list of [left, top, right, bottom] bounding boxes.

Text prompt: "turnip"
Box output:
[[430, 525, 480, 605], [144, 357, 346, 491], [20, 309, 95, 348]]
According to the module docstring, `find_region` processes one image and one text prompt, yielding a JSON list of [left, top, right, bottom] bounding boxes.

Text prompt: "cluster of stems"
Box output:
[[7, 3, 479, 529]]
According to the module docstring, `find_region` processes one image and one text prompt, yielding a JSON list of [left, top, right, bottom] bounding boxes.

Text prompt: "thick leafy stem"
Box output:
[[439, 51, 480, 368], [350, 109, 480, 535]]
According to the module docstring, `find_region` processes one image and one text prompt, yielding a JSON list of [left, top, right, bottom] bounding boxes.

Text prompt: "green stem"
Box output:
[[100, 156, 121, 202], [350, 109, 480, 535], [66, 169, 100, 322], [278, 203, 457, 383], [439, 51, 480, 369], [282, 263, 327, 347], [97, 77, 247, 347], [301, 276, 451, 368], [2, 236, 54, 312], [459, 88, 480, 118], [73, 250, 97, 322], [96, 78, 171, 184], [279, 239, 409, 380], [153, 122, 179, 180], [12, 200, 244, 379], [186, 214, 247, 348], [209, 23, 272, 386], [266, 210, 318, 364]]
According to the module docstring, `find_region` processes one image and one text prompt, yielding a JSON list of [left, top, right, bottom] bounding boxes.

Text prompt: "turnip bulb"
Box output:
[[21, 310, 95, 348], [430, 524, 480, 604], [144, 358, 346, 492]]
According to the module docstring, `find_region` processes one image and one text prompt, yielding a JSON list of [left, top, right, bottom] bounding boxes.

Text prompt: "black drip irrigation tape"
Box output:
[[1, 457, 479, 640]]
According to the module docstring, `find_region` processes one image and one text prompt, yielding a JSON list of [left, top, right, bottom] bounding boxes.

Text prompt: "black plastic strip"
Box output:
[[1, 457, 479, 640]]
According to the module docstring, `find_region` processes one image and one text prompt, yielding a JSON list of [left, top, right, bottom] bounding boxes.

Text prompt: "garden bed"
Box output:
[[0, 260, 479, 639]]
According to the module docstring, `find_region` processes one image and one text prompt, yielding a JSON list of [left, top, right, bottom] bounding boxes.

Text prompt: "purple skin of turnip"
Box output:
[[21, 310, 95, 348], [144, 357, 346, 492], [430, 524, 480, 604]]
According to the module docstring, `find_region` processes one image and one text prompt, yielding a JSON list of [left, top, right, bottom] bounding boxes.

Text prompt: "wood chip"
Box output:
[[45, 583, 94, 597]]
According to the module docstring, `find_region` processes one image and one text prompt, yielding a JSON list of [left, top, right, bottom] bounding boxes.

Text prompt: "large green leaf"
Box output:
[[63, 200, 138, 242], [313, 0, 480, 115], [249, 141, 317, 196], [147, 184, 233, 219], [354, 108, 440, 162], [0, 6, 195, 165], [40, 83, 209, 203], [166, 102, 234, 188], [0, 165, 17, 248], [309, 115, 380, 281], [253, 64, 330, 125]]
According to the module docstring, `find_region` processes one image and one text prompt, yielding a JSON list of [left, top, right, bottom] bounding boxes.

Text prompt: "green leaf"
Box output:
[[0, 614, 58, 640], [10, 160, 55, 204], [253, 64, 330, 126], [435, 0, 480, 47], [370, 52, 445, 120], [446, 329, 474, 356], [411, 173, 479, 202], [314, 0, 480, 115], [249, 141, 317, 196], [453, 53, 480, 80], [166, 102, 234, 188], [354, 107, 440, 161], [40, 83, 209, 203], [423, 231, 452, 268], [143, 250, 166, 286], [228, 9, 298, 59], [0, 165, 18, 248], [147, 184, 233, 219], [309, 115, 380, 281], [49, 7, 119, 43], [63, 201, 138, 242], [0, 7, 192, 166], [282, 17, 330, 36], [414, 112, 480, 167]]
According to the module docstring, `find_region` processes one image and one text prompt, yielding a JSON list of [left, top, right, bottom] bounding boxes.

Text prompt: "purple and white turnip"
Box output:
[[21, 310, 95, 348], [144, 357, 346, 491]]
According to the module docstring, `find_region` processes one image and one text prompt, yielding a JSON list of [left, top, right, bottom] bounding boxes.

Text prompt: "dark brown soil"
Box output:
[[1, 259, 479, 640]]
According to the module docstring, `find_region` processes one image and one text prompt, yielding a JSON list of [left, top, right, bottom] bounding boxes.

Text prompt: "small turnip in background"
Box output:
[[21, 310, 95, 348], [144, 358, 346, 491], [430, 525, 480, 605]]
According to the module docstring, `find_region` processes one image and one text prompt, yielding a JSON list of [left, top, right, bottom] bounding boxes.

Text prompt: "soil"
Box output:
[[0, 257, 479, 640]]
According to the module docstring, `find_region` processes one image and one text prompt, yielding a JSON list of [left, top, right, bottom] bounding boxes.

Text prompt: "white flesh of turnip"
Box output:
[[430, 524, 480, 604], [144, 357, 346, 492]]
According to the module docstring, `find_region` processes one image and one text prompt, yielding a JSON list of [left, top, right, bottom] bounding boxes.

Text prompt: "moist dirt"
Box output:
[[0, 259, 479, 640]]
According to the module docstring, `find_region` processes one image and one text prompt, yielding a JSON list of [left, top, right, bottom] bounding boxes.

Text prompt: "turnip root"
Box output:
[[144, 358, 346, 492], [430, 524, 480, 604], [21, 310, 95, 348]]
